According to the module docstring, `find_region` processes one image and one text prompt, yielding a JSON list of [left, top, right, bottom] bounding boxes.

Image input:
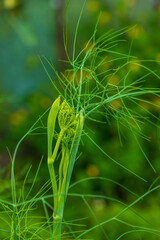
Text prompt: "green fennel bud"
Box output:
[[58, 100, 77, 142]]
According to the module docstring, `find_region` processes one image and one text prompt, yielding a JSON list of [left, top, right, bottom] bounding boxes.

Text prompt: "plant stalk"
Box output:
[[52, 112, 84, 240], [52, 195, 65, 240]]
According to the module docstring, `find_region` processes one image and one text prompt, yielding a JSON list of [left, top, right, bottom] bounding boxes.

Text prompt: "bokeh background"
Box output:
[[1, 0, 160, 239]]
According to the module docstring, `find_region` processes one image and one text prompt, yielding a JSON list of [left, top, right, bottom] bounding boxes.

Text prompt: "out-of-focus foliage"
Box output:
[[1, 0, 160, 239]]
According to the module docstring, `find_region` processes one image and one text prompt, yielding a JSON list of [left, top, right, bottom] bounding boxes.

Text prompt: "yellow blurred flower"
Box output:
[[157, 3, 160, 13], [99, 10, 111, 25], [152, 97, 160, 112], [92, 198, 106, 211], [127, 25, 144, 39], [86, 164, 99, 177], [156, 53, 160, 65], [82, 41, 94, 54], [124, 0, 136, 7], [107, 74, 119, 86], [4, 0, 18, 9], [139, 98, 160, 113], [98, 56, 113, 71], [86, 0, 100, 13], [62, 69, 93, 86], [9, 109, 28, 126], [139, 101, 151, 111], [128, 58, 141, 72], [110, 100, 122, 110], [62, 70, 74, 83], [40, 96, 52, 109]]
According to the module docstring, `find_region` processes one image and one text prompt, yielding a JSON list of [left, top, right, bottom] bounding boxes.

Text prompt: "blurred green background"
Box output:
[[0, 0, 160, 239]]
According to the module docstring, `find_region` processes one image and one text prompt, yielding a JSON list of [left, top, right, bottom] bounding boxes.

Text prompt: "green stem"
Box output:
[[49, 129, 65, 164], [65, 112, 84, 194], [11, 175, 17, 240], [53, 144, 69, 240], [48, 162, 58, 214], [58, 143, 66, 193], [48, 129, 65, 213], [53, 113, 84, 240], [12, 210, 17, 240], [53, 195, 65, 240], [48, 128, 66, 240], [61, 145, 69, 195]]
